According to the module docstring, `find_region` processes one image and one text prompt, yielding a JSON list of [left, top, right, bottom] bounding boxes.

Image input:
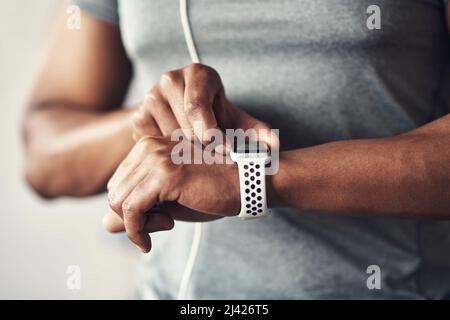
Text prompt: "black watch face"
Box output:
[[234, 140, 269, 155]]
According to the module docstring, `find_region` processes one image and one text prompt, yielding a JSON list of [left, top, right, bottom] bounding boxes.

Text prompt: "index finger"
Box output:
[[183, 65, 223, 145]]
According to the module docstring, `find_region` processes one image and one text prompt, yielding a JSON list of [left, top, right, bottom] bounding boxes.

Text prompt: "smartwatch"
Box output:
[[230, 141, 271, 219]]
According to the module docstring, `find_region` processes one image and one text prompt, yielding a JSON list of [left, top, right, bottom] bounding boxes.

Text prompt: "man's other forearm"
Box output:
[[270, 114, 450, 218], [23, 105, 135, 198]]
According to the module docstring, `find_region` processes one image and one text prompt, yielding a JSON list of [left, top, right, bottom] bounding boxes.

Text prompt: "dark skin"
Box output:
[[22, 12, 133, 198], [24, 9, 450, 254], [22, 12, 268, 233]]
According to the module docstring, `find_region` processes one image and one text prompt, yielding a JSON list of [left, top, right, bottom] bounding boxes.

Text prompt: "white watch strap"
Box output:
[[235, 158, 270, 219]]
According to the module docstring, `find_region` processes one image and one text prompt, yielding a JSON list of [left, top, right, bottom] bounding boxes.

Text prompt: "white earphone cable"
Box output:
[[180, 0, 200, 64], [177, 0, 203, 300], [176, 223, 203, 300]]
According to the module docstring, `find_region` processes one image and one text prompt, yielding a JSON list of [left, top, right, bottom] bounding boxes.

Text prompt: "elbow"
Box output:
[[23, 152, 98, 199], [22, 116, 69, 199], [22, 110, 58, 199], [24, 161, 60, 199], [21, 107, 105, 198], [23, 148, 104, 199], [23, 152, 100, 199]]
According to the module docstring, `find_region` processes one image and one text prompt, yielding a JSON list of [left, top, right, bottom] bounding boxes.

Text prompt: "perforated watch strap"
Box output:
[[235, 158, 270, 219]]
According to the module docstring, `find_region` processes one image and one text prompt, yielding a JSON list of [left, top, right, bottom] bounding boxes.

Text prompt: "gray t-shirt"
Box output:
[[74, 0, 450, 299]]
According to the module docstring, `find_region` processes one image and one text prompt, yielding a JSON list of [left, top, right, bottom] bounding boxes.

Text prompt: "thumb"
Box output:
[[103, 210, 125, 233]]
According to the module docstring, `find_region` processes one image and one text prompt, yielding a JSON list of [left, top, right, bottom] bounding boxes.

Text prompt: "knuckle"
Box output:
[[108, 195, 122, 214], [145, 91, 159, 105], [137, 136, 154, 150], [188, 64, 210, 80], [184, 100, 203, 116], [137, 135, 150, 144], [186, 63, 204, 74], [132, 111, 145, 127], [144, 90, 163, 108], [191, 63, 219, 79], [122, 199, 137, 217], [160, 70, 180, 87]]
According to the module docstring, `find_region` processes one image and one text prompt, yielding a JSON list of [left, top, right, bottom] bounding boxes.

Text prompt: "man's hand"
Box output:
[[131, 63, 277, 150], [106, 63, 278, 250], [107, 136, 240, 253], [103, 202, 221, 233]]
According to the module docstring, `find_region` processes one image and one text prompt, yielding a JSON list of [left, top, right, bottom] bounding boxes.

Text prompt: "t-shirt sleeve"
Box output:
[[71, 0, 119, 24]]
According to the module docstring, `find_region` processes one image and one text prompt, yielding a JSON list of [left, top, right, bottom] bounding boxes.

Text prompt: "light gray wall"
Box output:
[[0, 0, 140, 299]]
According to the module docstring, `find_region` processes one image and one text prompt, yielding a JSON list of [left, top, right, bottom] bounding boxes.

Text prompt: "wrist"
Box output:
[[227, 162, 241, 215], [267, 152, 294, 208]]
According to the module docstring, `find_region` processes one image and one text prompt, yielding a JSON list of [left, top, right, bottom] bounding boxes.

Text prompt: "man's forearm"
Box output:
[[270, 114, 450, 218], [23, 106, 135, 198]]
